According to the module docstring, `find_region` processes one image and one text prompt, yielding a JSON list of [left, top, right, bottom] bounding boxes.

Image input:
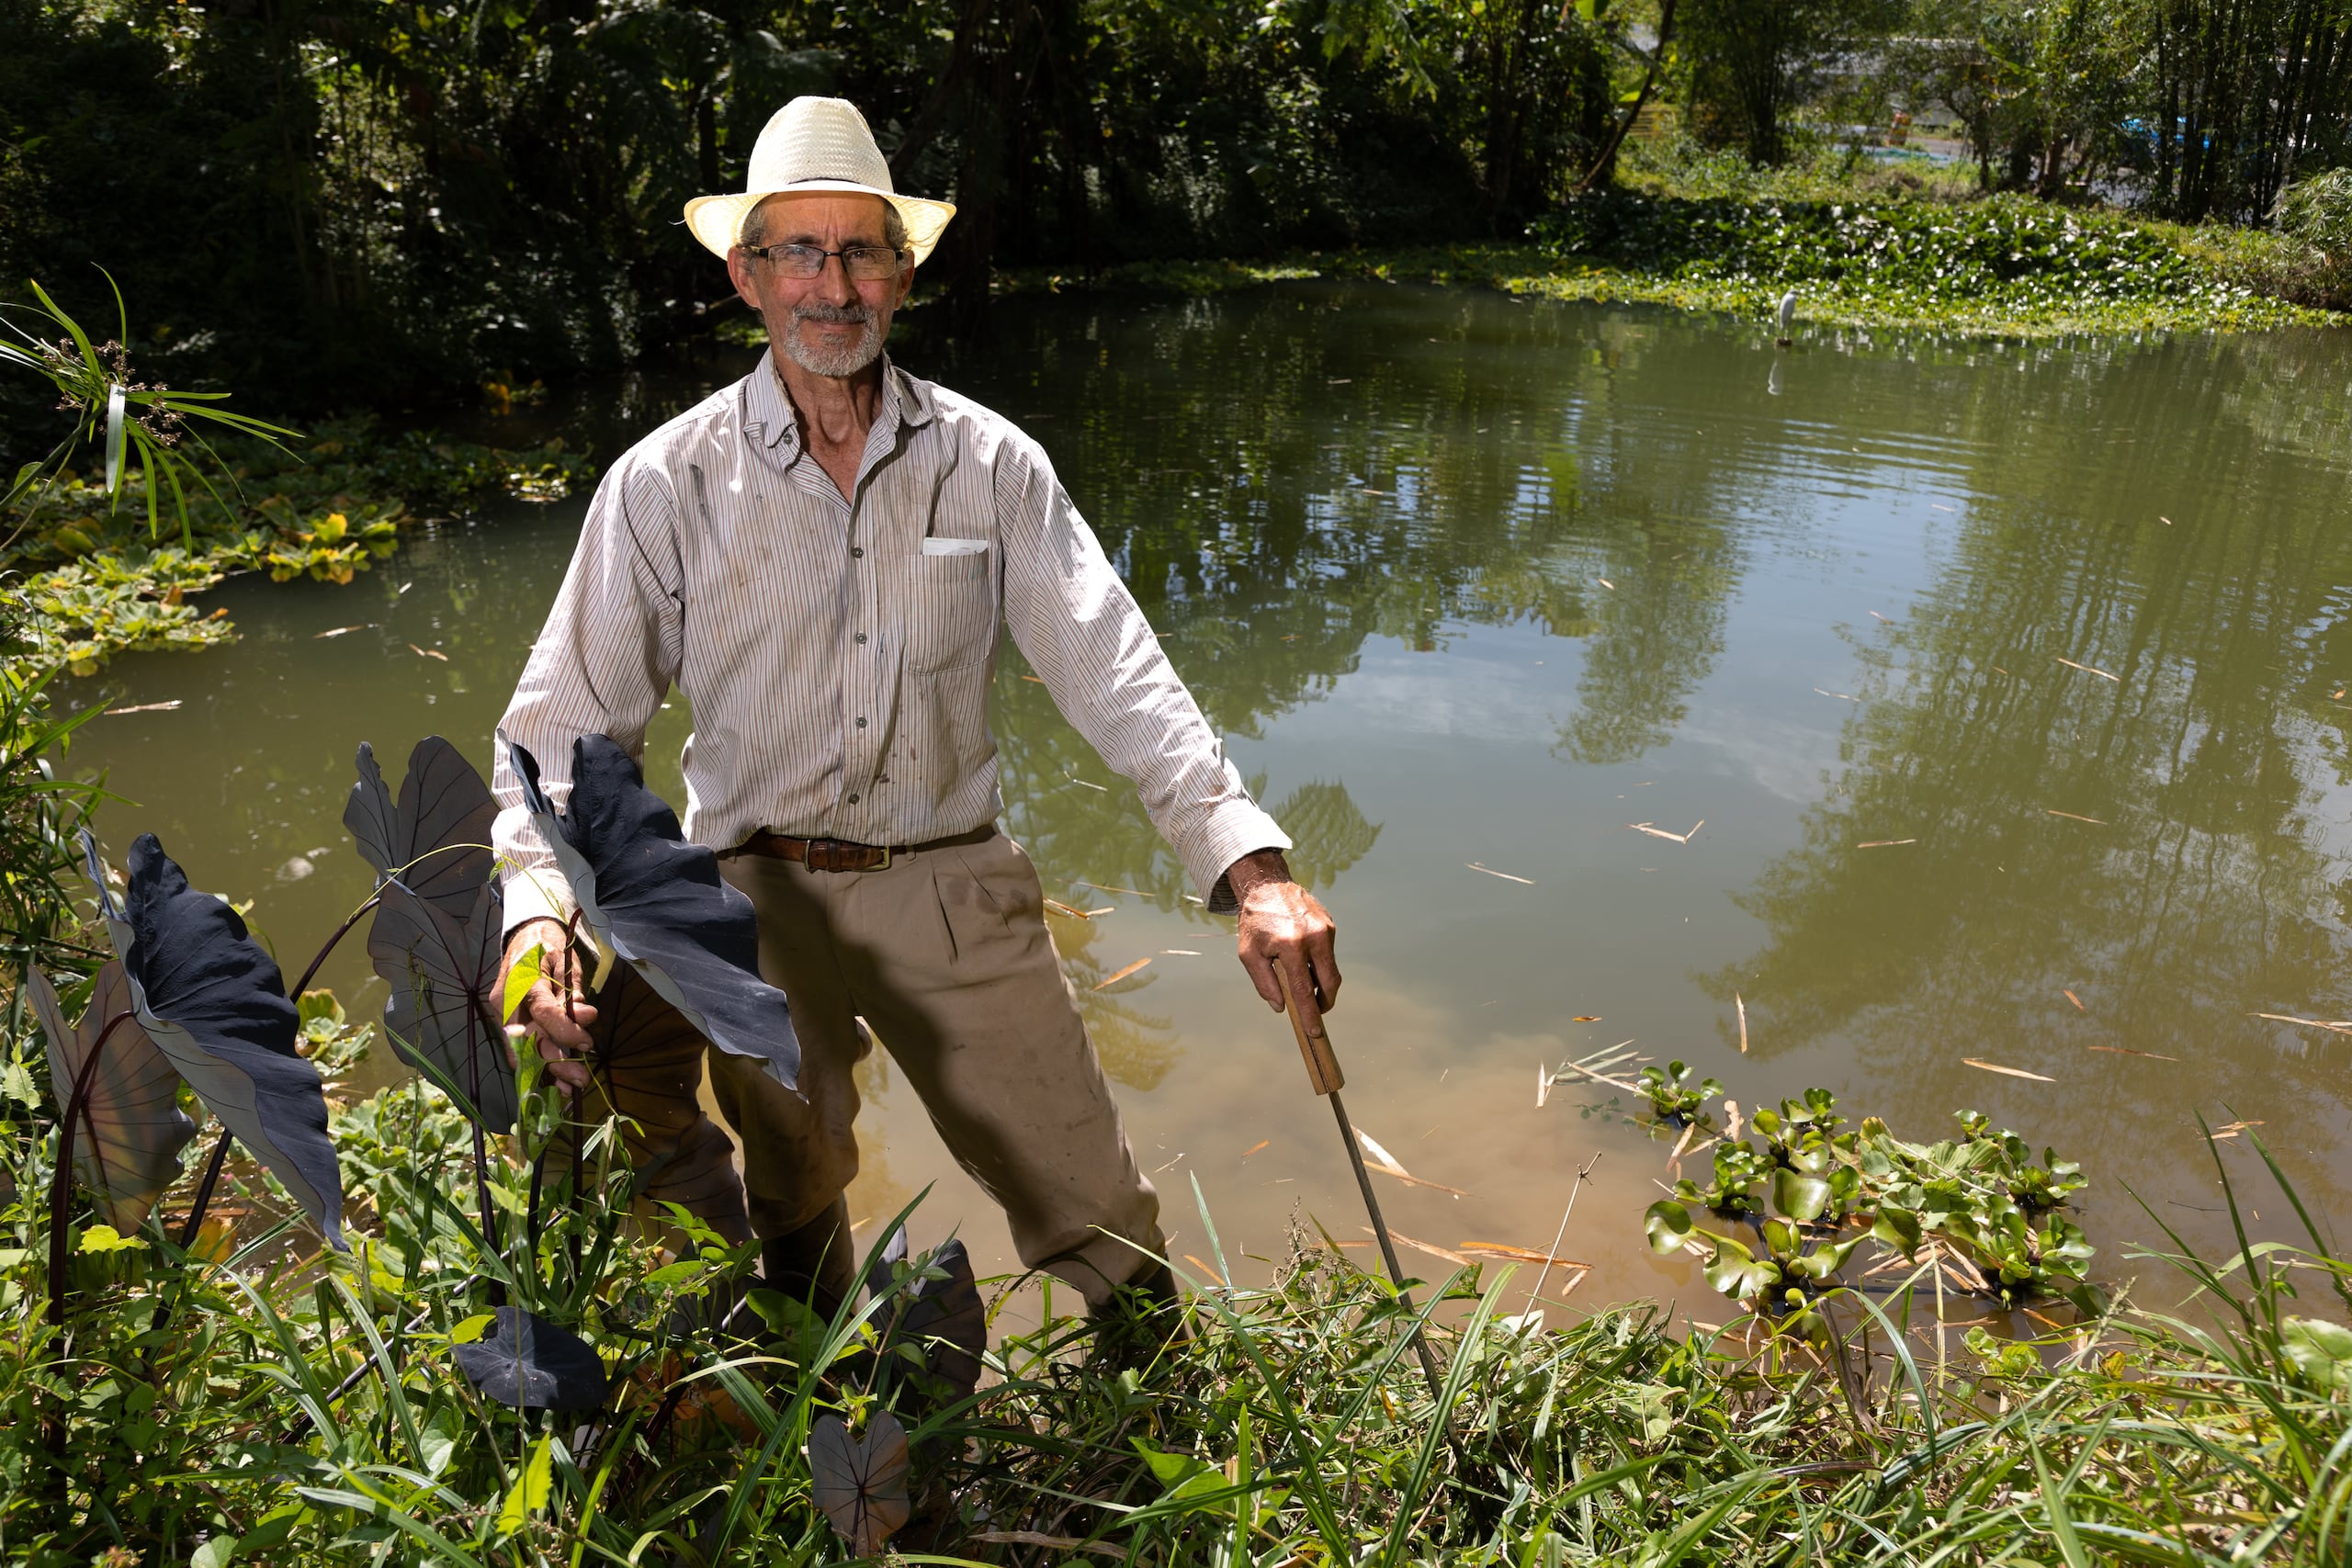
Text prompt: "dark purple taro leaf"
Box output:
[[368, 880, 518, 1130], [344, 738, 497, 915], [807, 1410, 911, 1554], [349, 739, 512, 1128], [452, 1305, 610, 1411], [508, 737, 801, 1095], [28, 962, 197, 1233], [84, 831, 345, 1248]]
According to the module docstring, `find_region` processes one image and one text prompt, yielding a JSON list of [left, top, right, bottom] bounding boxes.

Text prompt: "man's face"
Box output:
[[727, 192, 914, 380]]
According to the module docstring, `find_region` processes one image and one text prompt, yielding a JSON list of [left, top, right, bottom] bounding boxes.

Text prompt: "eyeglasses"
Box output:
[[741, 243, 908, 281]]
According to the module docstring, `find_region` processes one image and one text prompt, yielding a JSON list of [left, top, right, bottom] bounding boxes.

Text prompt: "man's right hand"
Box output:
[[498, 917, 596, 1093]]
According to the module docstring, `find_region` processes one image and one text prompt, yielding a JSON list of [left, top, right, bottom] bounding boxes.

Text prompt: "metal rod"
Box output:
[[1329, 1088, 1449, 1409]]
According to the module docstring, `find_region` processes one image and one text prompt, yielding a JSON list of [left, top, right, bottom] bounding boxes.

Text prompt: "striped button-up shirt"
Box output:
[[491, 354, 1287, 929]]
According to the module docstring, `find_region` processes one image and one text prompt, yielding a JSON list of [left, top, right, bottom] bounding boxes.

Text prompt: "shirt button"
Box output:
[[847, 793, 860, 805], [851, 546, 864, 558], [854, 632, 868, 644], [855, 716, 867, 728]]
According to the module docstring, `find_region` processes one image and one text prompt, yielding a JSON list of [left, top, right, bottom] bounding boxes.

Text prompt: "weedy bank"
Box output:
[[1008, 144, 2352, 340], [2, 281, 594, 675]]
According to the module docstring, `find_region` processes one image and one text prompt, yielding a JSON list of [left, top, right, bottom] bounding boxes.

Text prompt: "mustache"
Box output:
[[791, 301, 876, 325]]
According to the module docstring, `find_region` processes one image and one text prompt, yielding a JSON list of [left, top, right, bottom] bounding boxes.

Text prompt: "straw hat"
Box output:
[[683, 97, 956, 265]]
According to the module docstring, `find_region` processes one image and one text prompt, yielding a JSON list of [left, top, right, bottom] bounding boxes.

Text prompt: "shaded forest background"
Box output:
[[1, 0, 2346, 418]]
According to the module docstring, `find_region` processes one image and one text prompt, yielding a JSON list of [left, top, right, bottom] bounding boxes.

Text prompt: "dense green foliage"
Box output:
[[0, 0, 1616, 422], [4, 0, 2345, 434]]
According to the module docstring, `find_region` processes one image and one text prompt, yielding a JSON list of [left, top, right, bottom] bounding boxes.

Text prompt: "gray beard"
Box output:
[[780, 303, 885, 378]]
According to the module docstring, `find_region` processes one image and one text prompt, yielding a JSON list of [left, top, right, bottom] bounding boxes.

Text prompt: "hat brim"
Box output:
[[684, 183, 956, 266]]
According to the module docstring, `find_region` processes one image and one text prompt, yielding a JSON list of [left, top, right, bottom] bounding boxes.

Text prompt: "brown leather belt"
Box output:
[[722, 823, 996, 873]]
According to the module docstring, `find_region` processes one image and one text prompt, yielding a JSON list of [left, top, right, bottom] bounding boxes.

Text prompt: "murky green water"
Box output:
[[68, 287, 2352, 1307]]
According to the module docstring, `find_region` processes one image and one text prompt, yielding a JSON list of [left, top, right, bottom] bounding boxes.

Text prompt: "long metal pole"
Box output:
[[1329, 1088, 1448, 1406], [1273, 971, 1448, 1410]]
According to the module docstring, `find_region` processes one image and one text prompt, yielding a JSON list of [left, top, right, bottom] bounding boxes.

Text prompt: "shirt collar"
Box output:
[[743, 352, 934, 452]]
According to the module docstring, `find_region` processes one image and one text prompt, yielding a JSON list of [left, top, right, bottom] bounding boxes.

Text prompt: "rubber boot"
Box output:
[[761, 1195, 858, 1328]]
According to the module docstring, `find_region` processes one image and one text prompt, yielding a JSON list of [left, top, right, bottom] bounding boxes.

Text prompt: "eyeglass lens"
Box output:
[[767, 245, 901, 280]]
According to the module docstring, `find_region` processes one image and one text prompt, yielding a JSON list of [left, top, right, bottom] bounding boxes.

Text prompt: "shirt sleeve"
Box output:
[[997, 434, 1289, 913], [490, 455, 685, 932]]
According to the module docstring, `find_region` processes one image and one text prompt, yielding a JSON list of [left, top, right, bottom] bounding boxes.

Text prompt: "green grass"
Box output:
[[4, 1011, 2348, 1565]]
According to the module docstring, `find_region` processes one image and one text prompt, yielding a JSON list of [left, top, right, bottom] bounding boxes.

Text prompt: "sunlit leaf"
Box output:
[[83, 831, 344, 1247], [1773, 1166, 1832, 1222], [1644, 1198, 1694, 1256], [77, 1223, 145, 1253], [508, 736, 801, 1093], [28, 961, 196, 1232], [1702, 1235, 1778, 1302], [495, 1434, 553, 1532]]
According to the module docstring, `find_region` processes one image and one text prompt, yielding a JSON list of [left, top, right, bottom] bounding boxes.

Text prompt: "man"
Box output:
[[491, 96, 1340, 1338]]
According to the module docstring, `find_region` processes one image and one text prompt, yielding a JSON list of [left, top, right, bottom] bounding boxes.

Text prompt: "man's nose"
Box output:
[[812, 254, 857, 305]]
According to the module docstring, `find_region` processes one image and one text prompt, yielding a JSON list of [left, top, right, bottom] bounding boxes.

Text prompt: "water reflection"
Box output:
[[1701, 326, 2352, 1221], [62, 288, 2352, 1300]]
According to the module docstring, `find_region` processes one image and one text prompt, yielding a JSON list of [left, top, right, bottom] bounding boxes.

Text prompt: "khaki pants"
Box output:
[[580, 829, 1163, 1304]]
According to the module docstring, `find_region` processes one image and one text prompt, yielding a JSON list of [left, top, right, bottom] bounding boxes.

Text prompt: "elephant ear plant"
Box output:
[[27, 961, 198, 1310], [507, 733, 803, 1094], [345, 737, 625, 1412], [345, 737, 517, 1131], [51, 830, 347, 1322]]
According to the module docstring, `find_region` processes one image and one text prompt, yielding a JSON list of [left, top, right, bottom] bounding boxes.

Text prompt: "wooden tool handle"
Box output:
[[1272, 968, 1344, 1096]]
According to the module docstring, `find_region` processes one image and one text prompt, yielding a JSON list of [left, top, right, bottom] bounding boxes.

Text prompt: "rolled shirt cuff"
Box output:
[[498, 863, 577, 938], [1185, 800, 1294, 916]]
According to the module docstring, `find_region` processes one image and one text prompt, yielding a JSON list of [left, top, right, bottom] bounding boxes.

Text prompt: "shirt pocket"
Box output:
[[893, 547, 998, 674]]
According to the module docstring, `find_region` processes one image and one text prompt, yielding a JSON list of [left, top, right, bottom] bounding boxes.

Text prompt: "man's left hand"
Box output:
[[1227, 848, 1341, 1038]]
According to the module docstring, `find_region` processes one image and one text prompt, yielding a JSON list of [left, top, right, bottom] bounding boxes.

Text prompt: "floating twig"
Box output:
[[1466, 862, 1535, 884], [2254, 1012, 2352, 1037], [1962, 1057, 2054, 1082], [1091, 957, 1152, 990], [2055, 656, 2120, 682]]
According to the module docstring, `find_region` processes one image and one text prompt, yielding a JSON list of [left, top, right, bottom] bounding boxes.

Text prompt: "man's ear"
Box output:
[[727, 247, 764, 313], [895, 264, 917, 310]]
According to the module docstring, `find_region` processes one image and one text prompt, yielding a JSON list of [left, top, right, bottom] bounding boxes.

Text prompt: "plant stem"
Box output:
[[175, 1133, 235, 1252], [289, 890, 381, 998]]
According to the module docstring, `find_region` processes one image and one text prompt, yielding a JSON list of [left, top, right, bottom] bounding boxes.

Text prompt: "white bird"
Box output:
[[1776, 290, 1798, 339]]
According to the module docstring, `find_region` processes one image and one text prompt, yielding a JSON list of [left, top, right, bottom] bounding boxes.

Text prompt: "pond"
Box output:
[[68, 285, 2352, 1314]]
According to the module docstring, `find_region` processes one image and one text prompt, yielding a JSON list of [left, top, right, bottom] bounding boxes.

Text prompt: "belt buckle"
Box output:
[[873, 845, 892, 871]]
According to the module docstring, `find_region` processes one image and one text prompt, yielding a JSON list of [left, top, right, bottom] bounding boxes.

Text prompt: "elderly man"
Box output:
[[491, 97, 1340, 1340]]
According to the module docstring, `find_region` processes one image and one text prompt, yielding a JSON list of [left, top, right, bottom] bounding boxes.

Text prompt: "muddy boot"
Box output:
[[1091, 1261, 1188, 1371], [761, 1195, 859, 1328]]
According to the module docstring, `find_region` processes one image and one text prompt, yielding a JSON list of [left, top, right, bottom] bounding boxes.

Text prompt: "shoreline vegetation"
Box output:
[[995, 147, 2352, 338], [6, 956, 2349, 1562]]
